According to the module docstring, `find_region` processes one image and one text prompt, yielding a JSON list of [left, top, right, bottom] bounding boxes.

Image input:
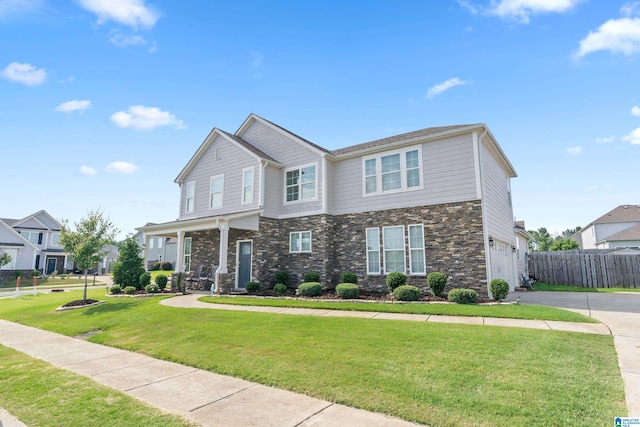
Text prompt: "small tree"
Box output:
[[0, 250, 11, 269], [59, 210, 118, 301], [112, 237, 145, 289]]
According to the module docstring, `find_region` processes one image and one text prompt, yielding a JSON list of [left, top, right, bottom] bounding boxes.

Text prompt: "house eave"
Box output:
[[137, 209, 263, 235]]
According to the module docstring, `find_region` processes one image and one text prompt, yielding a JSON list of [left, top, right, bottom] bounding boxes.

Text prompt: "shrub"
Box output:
[[139, 272, 151, 288], [340, 272, 358, 284], [155, 274, 168, 291], [297, 282, 322, 297], [275, 270, 289, 285], [13, 270, 22, 280], [112, 237, 144, 289], [150, 262, 161, 271], [110, 285, 122, 294], [448, 288, 478, 304], [427, 272, 447, 297], [336, 283, 359, 299], [31, 270, 40, 277], [303, 271, 320, 282], [145, 284, 159, 293], [490, 279, 509, 301], [386, 272, 406, 293], [123, 286, 136, 295], [161, 262, 173, 271], [246, 281, 261, 294], [273, 283, 287, 295], [394, 285, 421, 301]]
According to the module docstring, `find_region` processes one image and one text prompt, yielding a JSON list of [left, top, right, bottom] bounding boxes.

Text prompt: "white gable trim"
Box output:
[[0, 220, 40, 251], [12, 212, 49, 230]]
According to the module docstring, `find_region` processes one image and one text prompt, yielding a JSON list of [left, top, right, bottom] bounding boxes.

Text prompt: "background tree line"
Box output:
[[528, 227, 581, 252]]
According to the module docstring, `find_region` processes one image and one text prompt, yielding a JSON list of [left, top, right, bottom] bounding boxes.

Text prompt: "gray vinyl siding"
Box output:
[[240, 120, 324, 216], [179, 135, 260, 220], [330, 133, 477, 215], [481, 141, 515, 244], [595, 222, 640, 242], [262, 164, 283, 218], [34, 212, 59, 230]]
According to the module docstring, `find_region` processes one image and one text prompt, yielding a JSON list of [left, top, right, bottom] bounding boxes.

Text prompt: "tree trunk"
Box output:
[[83, 269, 88, 301]]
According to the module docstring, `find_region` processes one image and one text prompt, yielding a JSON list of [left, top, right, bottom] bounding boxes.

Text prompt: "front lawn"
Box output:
[[0, 290, 625, 427], [534, 282, 640, 293], [199, 295, 597, 323]]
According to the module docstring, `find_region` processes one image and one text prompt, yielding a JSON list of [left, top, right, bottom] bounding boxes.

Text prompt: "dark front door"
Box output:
[[46, 258, 57, 275], [237, 241, 252, 289]]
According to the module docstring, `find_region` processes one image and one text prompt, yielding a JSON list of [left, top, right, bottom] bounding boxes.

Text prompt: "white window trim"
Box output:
[[289, 231, 312, 253], [362, 146, 423, 197], [209, 174, 224, 210], [284, 162, 318, 204], [51, 233, 61, 247], [185, 181, 196, 214], [382, 225, 406, 274], [149, 238, 154, 249], [408, 224, 426, 276], [183, 237, 192, 272], [158, 238, 163, 249], [241, 166, 254, 205], [365, 227, 381, 275]]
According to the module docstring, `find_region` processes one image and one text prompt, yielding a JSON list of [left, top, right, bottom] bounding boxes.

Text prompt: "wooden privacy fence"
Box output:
[[529, 250, 640, 288]]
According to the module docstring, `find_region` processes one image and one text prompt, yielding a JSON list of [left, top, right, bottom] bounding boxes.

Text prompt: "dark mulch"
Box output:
[[61, 299, 100, 308]]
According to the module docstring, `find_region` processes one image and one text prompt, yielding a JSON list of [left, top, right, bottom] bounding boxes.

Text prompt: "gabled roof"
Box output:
[[0, 218, 39, 250], [9, 210, 61, 231], [592, 205, 640, 225], [601, 223, 640, 242]]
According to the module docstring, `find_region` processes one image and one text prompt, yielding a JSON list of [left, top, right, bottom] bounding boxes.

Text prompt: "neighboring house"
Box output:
[[138, 114, 518, 295], [514, 221, 531, 281], [97, 244, 119, 274], [573, 205, 640, 250], [133, 227, 178, 270], [0, 210, 72, 275]]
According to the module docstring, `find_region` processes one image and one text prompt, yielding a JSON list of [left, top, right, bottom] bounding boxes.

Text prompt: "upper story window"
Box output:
[[506, 178, 512, 207], [210, 174, 224, 209], [242, 167, 254, 205], [150, 238, 155, 249], [285, 163, 316, 203], [185, 181, 195, 213], [20, 231, 41, 245], [158, 238, 163, 249], [363, 147, 422, 196], [52, 233, 60, 246]]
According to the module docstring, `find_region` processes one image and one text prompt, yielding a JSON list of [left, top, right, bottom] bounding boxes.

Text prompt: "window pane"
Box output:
[[383, 227, 404, 249], [211, 193, 222, 208], [286, 186, 299, 201], [286, 170, 299, 186], [290, 233, 300, 252], [409, 225, 424, 248], [52, 234, 60, 246], [301, 232, 311, 252], [365, 176, 376, 194], [386, 251, 405, 272], [184, 238, 191, 254], [382, 171, 401, 191], [244, 186, 253, 202], [407, 169, 420, 188], [381, 154, 400, 173], [366, 229, 379, 249], [406, 150, 419, 169], [368, 252, 380, 273], [301, 183, 315, 199], [411, 251, 425, 273], [211, 178, 223, 193], [301, 166, 315, 183], [365, 158, 376, 176]]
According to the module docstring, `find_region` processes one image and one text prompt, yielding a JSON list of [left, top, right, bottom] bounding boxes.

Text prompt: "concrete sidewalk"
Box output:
[[0, 319, 423, 427]]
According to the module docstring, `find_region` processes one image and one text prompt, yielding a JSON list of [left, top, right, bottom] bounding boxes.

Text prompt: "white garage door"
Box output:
[[490, 241, 515, 292]]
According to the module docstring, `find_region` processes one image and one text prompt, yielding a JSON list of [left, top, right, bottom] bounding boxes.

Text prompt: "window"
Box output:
[[185, 181, 195, 213], [149, 238, 154, 249], [242, 167, 254, 204], [183, 237, 192, 272], [506, 178, 512, 207], [20, 231, 40, 244], [52, 233, 60, 246], [363, 147, 422, 196], [158, 238, 163, 249], [290, 231, 312, 253], [210, 175, 224, 209], [285, 164, 316, 202], [366, 228, 380, 274], [383, 226, 405, 273], [408, 224, 425, 274]]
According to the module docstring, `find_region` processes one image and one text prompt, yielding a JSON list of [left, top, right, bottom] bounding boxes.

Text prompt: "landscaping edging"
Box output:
[[55, 300, 106, 311], [106, 292, 183, 298]]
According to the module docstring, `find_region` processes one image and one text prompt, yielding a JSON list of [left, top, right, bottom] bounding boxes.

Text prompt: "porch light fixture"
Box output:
[[488, 236, 494, 248], [511, 244, 517, 253]]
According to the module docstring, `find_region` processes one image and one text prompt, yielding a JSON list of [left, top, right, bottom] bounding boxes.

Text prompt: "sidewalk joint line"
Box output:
[[189, 384, 257, 412], [124, 368, 200, 392], [293, 402, 335, 426]]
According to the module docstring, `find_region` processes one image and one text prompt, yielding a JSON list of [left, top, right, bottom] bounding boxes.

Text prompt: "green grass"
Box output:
[[0, 344, 195, 426], [534, 282, 640, 293], [0, 277, 101, 289], [149, 270, 174, 281], [0, 290, 625, 427], [198, 295, 598, 323]]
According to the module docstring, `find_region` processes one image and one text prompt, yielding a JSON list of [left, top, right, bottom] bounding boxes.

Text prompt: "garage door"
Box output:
[[490, 241, 515, 292]]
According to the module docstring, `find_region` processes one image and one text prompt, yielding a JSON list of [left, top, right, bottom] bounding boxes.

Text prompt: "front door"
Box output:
[[46, 258, 57, 275], [237, 241, 252, 289]]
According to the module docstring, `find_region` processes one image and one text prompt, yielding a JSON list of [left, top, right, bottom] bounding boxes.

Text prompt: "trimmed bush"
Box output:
[[123, 286, 136, 295], [427, 272, 447, 297], [246, 281, 261, 294], [150, 262, 161, 271], [31, 270, 40, 277], [448, 288, 478, 304], [273, 283, 287, 295], [490, 279, 509, 301], [161, 262, 173, 271], [275, 270, 289, 286], [145, 284, 159, 293], [139, 272, 151, 288], [110, 285, 122, 294], [340, 272, 358, 284], [336, 283, 359, 299], [155, 274, 168, 291], [386, 272, 406, 293], [303, 271, 320, 282], [13, 270, 22, 280], [394, 285, 421, 301], [297, 282, 322, 297]]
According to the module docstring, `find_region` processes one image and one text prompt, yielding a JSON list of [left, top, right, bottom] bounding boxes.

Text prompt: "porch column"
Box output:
[[218, 220, 229, 274], [175, 231, 184, 273], [143, 234, 150, 271]]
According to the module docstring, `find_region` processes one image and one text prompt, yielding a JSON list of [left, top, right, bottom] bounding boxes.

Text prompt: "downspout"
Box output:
[[476, 129, 493, 297]]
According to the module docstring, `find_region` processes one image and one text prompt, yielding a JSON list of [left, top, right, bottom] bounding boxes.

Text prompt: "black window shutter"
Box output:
[[35, 255, 40, 270], [38, 233, 43, 244]]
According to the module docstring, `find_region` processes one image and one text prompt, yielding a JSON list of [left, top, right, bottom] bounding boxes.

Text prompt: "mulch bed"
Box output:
[[61, 299, 101, 308], [250, 289, 495, 303]]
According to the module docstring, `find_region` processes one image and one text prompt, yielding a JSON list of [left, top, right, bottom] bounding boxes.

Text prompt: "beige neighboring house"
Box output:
[[514, 221, 531, 281], [573, 205, 640, 250]]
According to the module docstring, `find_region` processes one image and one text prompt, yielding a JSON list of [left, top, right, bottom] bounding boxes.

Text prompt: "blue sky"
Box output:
[[1, 0, 639, 240]]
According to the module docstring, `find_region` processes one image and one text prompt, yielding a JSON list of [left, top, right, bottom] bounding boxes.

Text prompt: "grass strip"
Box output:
[[534, 282, 640, 293], [199, 295, 597, 323], [0, 344, 195, 427]]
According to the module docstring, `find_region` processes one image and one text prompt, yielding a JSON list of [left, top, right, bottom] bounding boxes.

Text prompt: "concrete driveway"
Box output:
[[507, 291, 640, 416]]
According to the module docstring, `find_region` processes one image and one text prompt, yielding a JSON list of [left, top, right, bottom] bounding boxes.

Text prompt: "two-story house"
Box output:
[[573, 205, 640, 250], [133, 226, 179, 270], [138, 114, 518, 296], [0, 210, 71, 275]]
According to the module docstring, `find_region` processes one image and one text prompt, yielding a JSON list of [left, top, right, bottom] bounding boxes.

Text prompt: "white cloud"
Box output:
[[0, 0, 44, 17], [110, 105, 184, 130], [489, 0, 582, 23], [575, 17, 640, 58], [632, 106, 640, 116], [458, 0, 479, 15], [0, 62, 47, 86], [567, 146, 582, 154], [595, 136, 615, 143], [105, 161, 139, 174], [77, 0, 160, 29], [622, 127, 640, 144], [109, 31, 148, 47], [425, 77, 469, 99], [79, 165, 97, 176], [55, 99, 92, 113], [621, 1, 640, 17], [585, 183, 613, 192]]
